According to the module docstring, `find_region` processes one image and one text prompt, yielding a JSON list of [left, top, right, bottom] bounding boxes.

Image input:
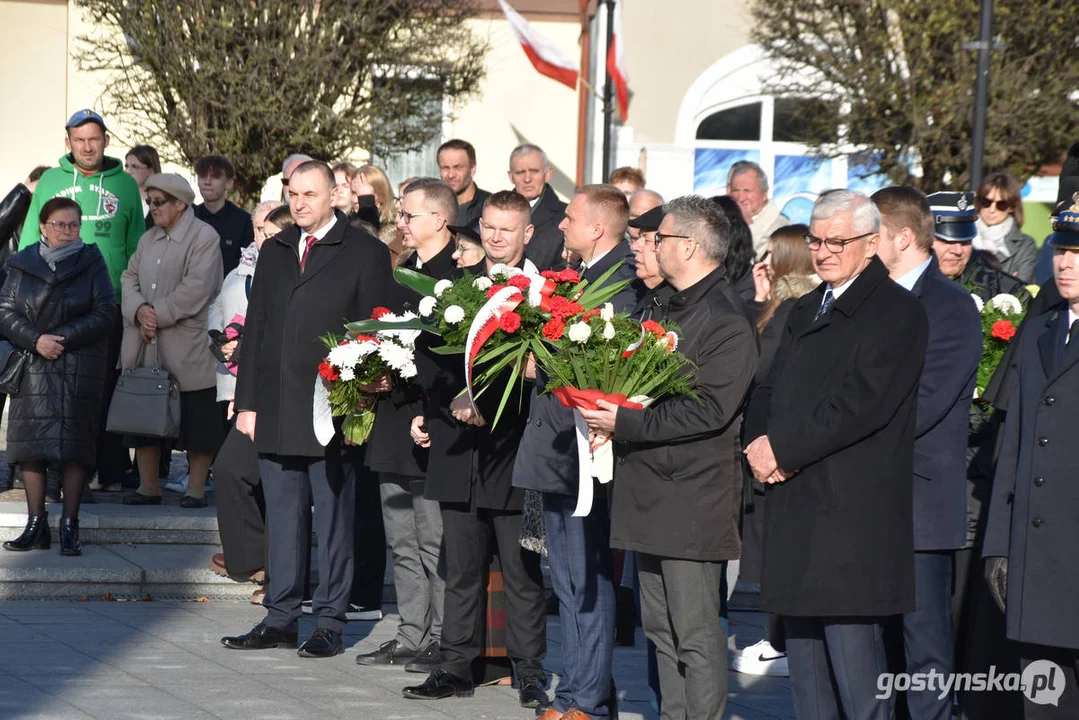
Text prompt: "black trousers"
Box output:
[[438, 502, 546, 681], [346, 446, 386, 609], [96, 307, 132, 482], [213, 425, 265, 576], [260, 450, 355, 634]]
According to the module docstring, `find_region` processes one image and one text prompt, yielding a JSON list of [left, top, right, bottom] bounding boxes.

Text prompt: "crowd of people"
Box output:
[[0, 106, 1077, 720]]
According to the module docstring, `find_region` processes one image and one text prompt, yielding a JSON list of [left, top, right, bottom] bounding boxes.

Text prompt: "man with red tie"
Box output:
[[221, 161, 392, 658]]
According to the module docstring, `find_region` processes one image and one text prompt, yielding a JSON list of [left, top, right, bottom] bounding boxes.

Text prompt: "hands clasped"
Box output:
[[744, 435, 795, 484]]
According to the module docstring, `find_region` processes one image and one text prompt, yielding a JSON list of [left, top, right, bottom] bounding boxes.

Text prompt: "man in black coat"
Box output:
[[356, 178, 457, 671], [983, 203, 1079, 718], [508, 143, 567, 271], [581, 195, 758, 720], [402, 191, 548, 709], [514, 184, 643, 720], [744, 190, 929, 720], [873, 187, 982, 720], [438, 139, 490, 227], [222, 161, 392, 658]]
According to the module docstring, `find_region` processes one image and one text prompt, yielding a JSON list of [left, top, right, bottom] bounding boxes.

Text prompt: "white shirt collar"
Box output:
[[302, 214, 337, 242], [825, 271, 861, 301], [529, 195, 541, 209], [1069, 308, 1079, 329], [581, 245, 615, 271], [895, 257, 932, 292]]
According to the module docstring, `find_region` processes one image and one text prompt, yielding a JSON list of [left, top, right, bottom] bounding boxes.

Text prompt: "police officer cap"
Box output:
[[927, 191, 977, 242], [1047, 193, 1079, 249], [628, 205, 664, 232]]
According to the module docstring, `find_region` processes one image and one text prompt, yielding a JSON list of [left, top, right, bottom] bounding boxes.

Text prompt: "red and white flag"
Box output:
[[498, 0, 578, 91], [606, 0, 630, 121]]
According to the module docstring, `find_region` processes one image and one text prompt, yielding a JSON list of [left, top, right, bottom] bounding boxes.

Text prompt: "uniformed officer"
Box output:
[[983, 194, 1079, 718]]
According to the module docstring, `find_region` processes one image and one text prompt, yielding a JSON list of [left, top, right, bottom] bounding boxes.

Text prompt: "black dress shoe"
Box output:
[[221, 622, 298, 650], [3, 513, 49, 551], [123, 492, 163, 506], [519, 675, 550, 709], [297, 627, 343, 658], [180, 494, 207, 508], [404, 642, 441, 673], [59, 517, 82, 556], [356, 639, 417, 666], [402, 669, 474, 700]]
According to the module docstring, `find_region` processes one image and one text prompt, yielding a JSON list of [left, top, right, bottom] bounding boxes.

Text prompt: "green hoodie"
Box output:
[[20, 154, 144, 296]]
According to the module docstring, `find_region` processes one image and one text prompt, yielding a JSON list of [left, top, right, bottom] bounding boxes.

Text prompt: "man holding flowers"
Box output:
[[515, 184, 643, 720], [579, 195, 757, 720]]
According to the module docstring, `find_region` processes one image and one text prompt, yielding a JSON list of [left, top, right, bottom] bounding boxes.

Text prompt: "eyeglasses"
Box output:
[[977, 196, 1013, 212], [147, 198, 173, 208], [804, 232, 873, 252], [124, 162, 147, 172], [397, 210, 437, 224], [45, 221, 81, 232], [652, 231, 691, 247]]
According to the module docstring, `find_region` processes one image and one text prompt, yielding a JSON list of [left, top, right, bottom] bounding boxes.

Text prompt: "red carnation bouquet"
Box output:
[[313, 307, 420, 446], [531, 306, 696, 515], [969, 291, 1026, 398]]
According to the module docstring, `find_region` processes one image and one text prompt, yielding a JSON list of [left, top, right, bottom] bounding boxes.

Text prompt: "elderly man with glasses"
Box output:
[[743, 190, 930, 720]]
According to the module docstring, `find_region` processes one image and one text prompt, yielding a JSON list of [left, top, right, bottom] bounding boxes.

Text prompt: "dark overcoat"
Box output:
[[610, 265, 758, 562], [0, 244, 115, 465], [512, 242, 644, 497], [744, 256, 928, 616], [983, 303, 1079, 649], [523, 184, 567, 272], [234, 211, 392, 457], [365, 240, 458, 478], [910, 257, 983, 551]]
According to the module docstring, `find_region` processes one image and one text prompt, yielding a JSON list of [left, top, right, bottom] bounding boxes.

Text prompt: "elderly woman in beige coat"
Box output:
[[120, 174, 224, 508]]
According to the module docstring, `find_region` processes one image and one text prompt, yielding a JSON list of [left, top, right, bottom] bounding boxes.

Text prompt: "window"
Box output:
[[773, 97, 839, 144], [696, 102, 762, 141]]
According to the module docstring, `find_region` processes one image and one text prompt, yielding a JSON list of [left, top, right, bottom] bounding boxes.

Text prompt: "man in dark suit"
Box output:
[[514, 184, 643, 720], [508, 143, 567, 271], [221, 161, 392, 658], [983, 200, 1079, 718], [744, 190, 929, 720], [438, 139, 490, 227], [873, 186, 982, 720], [402, 191, 548, 709]]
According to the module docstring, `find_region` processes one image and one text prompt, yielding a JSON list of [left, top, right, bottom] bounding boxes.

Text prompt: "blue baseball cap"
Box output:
[[65, 109, 107, 132]]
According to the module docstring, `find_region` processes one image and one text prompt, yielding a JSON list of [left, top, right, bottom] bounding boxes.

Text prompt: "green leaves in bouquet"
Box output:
[[345, 316, 432, 336], [572, 262, 630, 310], [393, 267, 439, 297], [471, 336, 531, 428]]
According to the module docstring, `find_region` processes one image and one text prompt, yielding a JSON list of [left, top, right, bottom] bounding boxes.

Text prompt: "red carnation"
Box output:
[[318, 359, 340, 382], [487, 284, 507, 300], [641, 320, 666, 338], [371, 306, 392, 320], [541, 270, 560, 281], [581, 309, 601, 321], [507, 275, 532, 290], [542, 318, 566, 341], [498, 312, 522, 333], [558, 269, 580, 284], [991, 319, 1016, 342]]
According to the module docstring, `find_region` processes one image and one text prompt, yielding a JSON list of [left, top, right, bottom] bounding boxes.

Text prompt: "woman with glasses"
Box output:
[[123, 145, 161, 228], [974, 172, 1037, 283], [0, 198, 116, 555], [205, 203, 294, 602]]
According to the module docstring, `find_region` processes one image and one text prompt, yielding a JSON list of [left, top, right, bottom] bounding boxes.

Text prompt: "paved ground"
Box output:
[[0, 599, 795, 720]]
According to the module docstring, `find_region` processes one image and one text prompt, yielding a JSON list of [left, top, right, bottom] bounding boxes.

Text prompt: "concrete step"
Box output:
[[0, 500, 220, 545]]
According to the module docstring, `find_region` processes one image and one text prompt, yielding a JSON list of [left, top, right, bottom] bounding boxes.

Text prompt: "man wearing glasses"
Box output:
[[743, 190, 929, 720]]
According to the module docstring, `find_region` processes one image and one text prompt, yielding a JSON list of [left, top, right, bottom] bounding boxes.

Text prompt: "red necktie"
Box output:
[[300, 235, 317, 272]]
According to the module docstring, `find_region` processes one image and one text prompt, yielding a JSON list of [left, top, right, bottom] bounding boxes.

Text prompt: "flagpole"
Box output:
[[575, 0, 591, 186], [600, 0, 615, 183]]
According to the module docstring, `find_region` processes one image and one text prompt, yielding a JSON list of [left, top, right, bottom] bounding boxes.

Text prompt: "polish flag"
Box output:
[[606, 0, 630, 121], [498, 0, 578, 91]]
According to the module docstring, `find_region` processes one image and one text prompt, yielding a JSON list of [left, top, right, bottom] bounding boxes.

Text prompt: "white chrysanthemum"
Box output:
[[444, 305, 466, 324], [488, 263, 511, 278], [377, 341, 414, 373], [568, 321, 592, 344], [418, 295, 437, 317], [327, 341, 363, 370], [339, 366, 355, 382], [600, 303, 615, 322], [602, 322, 616, 340], [473, 276, 494, 291], [400, 361, 418, 379], [989, 293, 1022, 315], [376, 311, 421, 347], [503, 265, 524, 277], [971, 294, 984, 313], [434, 279, 454, 298]]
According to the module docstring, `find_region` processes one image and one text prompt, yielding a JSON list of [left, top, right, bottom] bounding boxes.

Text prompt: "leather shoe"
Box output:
[[297, 627, 343, 658], [519, 675, 550, 709], [123, 491, 162, 506], [356, 639, 417, 666], [402, 669, 474, 700], [535, 708, 562, 720], [221, 622, 298, 650], [404, 642, 440, 673], [561, 710, 593, 720]]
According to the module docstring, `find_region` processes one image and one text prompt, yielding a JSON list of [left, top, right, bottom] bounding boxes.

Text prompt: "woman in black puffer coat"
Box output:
[[0, 197, 115, 556]]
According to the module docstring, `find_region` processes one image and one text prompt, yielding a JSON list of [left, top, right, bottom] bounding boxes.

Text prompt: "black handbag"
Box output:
[[0, 340, 31, 396], [106, 341, 181, 438]]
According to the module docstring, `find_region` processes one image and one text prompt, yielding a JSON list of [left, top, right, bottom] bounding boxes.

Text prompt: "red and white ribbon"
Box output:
[[463, 286, 524, 413]]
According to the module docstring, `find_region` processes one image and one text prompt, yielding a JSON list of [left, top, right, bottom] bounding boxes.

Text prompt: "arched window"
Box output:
[[695, 103, 762, 141]]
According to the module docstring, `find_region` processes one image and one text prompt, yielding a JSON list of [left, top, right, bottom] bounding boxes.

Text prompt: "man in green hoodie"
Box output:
[[20, 109, 144, 490], [19, 110, 143, 294]]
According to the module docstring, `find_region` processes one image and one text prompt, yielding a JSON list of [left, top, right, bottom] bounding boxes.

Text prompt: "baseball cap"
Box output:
[[65, 109, 107, 132]]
